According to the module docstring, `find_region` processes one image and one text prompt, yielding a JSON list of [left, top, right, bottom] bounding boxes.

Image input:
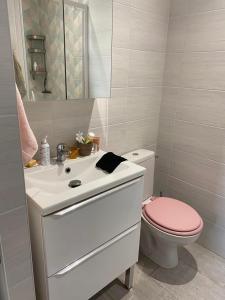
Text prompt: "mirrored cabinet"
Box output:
[[9, 0, 113, 102]]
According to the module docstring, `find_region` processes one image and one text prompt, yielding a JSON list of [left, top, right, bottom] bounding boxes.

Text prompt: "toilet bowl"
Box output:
[[141, 197, 203, 268], [123, 149, 204, 269]]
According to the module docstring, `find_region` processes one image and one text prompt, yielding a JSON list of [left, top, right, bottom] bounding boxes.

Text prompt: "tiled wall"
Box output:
[[156, 0, 225, 258], [5, 0, 225, 292], [0, 0, 35, 299], [24, 0, 170, 157]]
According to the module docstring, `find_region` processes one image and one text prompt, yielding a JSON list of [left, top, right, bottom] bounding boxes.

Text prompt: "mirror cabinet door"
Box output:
[[64, 1, 89, 100], [10, 0, 113, 101]]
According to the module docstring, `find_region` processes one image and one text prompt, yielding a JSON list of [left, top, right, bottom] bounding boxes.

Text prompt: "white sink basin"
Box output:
[[25, 151, 145, 215]]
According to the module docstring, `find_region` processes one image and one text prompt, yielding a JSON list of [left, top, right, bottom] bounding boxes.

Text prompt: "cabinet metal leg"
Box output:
[[125, 265, 135, 290]]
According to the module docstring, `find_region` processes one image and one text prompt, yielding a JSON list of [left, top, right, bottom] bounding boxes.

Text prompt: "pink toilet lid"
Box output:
[[144, 197, 202, 232]]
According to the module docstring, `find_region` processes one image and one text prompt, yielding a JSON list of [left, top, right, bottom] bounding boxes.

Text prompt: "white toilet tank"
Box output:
[[123, 149, 155, 201]]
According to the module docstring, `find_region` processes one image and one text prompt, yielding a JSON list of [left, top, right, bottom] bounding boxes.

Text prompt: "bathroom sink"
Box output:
[[24, 150, 145, 215]]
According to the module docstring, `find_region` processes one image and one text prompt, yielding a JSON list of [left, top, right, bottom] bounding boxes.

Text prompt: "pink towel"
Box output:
[[16, 85, 38, 164]]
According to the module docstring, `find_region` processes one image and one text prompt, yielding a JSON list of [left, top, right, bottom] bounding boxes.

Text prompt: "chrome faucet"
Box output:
[[56, 143, 68, 162]]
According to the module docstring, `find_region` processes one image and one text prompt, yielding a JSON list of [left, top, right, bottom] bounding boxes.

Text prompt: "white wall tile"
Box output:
[[181, 51, 225, 90], [0, 115, 22, 163], [0, 1, 35, 297], [25, 102, 54, 122], [163, 52, 183, 87], [198, 219, 225, 259], [0, 61, 15, 87], [111, 48, 129, 88], [188, 0, 225, 15], [171, 88, 225, 128], [0, 1, 15, 87], [166, 17, 187, 52], [170, 0, 188, 17], [130, 0, 171, 20], [29, 119, 54, 156], [124, 118, 158, 153], [0, 161, 26, 214], [173, 120, 225, 164], [154, 169, 169, 196], [108, 88, 127, 125], [157, 117, 174, 151], [0, 207, 34, 290], [164, 50, 225, 91], [160, 87, 177, 119], [89, 98, 108, 128], [168, 176, 225, 229], [126, 87, 161, 122], [170, 150, 225, 198], [0, 84, 18, 116], [52, 100, 94, 120], [155, 146, 172, 173], [186, 11, 225, 52], [52, 116, 90, 148], [114, 0, 130, 5], [107, 123, 127, 154], [158, 2, 225, 258], [130, 8, 168, 51], [128, 50, 165, 87], [113, 2, 131, 48]]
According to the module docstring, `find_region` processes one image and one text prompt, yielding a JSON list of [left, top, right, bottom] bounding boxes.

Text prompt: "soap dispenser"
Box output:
[[40, 136, 50, 166]]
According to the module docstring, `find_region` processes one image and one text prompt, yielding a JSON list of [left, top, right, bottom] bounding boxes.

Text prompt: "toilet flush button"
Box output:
[[132, 152, 139, 156]]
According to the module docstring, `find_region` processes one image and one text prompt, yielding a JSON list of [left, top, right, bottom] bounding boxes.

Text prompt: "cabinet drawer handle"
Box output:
[[53, 178, 142, 217], [53, 223, 140, 277]]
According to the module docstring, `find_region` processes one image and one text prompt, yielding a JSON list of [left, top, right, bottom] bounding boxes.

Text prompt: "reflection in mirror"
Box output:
[[17, 0, 112, 101], [22, 0, 65, 101], [88, 0, 112, 98], [64, 1, 89, 99]]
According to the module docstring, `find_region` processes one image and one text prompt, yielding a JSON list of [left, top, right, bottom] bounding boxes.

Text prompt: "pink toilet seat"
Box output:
[[143, 197, 203, 236]]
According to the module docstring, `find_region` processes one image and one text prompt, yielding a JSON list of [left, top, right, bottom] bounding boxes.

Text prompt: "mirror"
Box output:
[[19, 0, 112, 101], [64, 1, 89, 99]]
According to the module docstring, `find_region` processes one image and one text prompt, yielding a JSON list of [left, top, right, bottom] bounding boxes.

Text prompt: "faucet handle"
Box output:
[[57, 143, 67, 152], [56, 143, 68, 163]]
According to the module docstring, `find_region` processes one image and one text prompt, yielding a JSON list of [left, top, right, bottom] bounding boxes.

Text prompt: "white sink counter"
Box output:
[[25, 151, 145, 216]]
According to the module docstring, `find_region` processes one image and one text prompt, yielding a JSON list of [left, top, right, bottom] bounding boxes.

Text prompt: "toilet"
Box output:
[[123, 149, 203, 269]]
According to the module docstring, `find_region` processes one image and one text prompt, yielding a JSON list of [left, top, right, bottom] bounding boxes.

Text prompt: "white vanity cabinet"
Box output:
[[28, 177, 144, 300]]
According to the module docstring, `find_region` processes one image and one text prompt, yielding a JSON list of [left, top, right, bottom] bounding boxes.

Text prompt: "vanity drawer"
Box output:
[[43, 177, 143, 276], [48, 223, 140, 300]]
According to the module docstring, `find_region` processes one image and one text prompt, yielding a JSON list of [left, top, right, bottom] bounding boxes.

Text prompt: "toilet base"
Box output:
[[140, 215, 202, 269], [140, 220, 179, 268]]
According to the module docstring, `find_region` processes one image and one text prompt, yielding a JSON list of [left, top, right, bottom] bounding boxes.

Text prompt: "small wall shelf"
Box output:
[[30, 71, 47, 77], [28, 48, 46, 54], [27, 34, 47, 80], [27, 34, 45, 41]]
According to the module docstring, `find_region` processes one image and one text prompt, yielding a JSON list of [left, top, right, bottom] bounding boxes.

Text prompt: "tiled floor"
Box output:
[[91, 243, 225, 300]]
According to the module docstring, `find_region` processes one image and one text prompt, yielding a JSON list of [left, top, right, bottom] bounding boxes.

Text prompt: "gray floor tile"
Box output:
[[92, 244, 225, 300], [182, 243, 225, 288], [151, 260, 198, 286], [136, 253, 159, 276], [163, 270, 225, 300]]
